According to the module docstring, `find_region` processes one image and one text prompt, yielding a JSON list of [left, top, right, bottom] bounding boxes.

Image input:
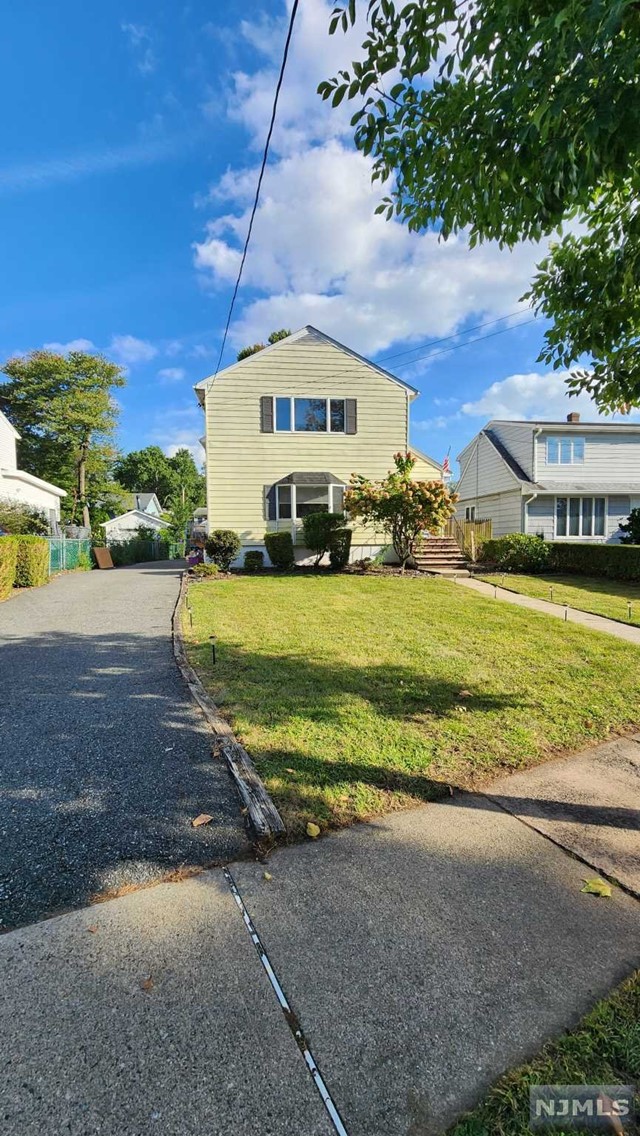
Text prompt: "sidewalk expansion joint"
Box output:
[[223, 866, 349, 1136]]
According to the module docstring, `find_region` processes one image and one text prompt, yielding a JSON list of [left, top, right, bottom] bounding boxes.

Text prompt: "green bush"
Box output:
[[205, 530, 241, 571], [264, 530, 295, 570], [328, 527, 352, 569], [76, 550, 92, 571], [619, 507, 640, 544], [0, 535, 18, 599], [480, 533, 550, 572], [0, 498, 49, 535], [14, 535, 49, 587], [193, 562, 219, 578], [244, 550, 264, 573], [547, 542, 640, 580], [302, 511, 347, 566]]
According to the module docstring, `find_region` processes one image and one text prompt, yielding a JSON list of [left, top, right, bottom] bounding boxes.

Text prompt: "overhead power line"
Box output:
[[213, 0, 300, 377], [392, 315, 538, 370]]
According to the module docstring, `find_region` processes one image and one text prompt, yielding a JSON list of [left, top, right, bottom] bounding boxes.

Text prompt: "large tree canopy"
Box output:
[[0, 349, 125, 525], [114, 445, 204, 511], [319, 1, 640, 411]]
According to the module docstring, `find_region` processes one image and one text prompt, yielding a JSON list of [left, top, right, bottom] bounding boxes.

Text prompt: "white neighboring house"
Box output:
[[456, 412, 640, 542], [100, 493, 170, 544], [0, 409, 66, 524]]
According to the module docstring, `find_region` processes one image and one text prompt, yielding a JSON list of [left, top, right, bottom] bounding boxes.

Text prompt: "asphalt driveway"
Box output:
[[0, 562, 247, 930]]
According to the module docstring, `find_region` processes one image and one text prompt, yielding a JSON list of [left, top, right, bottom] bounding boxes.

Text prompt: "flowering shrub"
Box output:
[[480, 534, 550, 572], [344, 452, 458, 571]]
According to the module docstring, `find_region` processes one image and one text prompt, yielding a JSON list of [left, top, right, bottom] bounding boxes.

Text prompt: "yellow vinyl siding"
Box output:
[[411, 452, 441, 480], [203, 329, 435, 547]]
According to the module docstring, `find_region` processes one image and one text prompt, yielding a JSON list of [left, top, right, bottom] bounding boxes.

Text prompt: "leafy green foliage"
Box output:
[[0, 535, 18, 599], [205, 529, 241, 570], [0, 349, 125, 525], [345, 451, 457, 569], [264, 530, 295, 570], [237, 342, 266, 361], [267, 328, 291, 344], [113, 446, 204, 511], [328, 527, 352, 569], [547, 541, 640, 580], [14, 535, 49, 588], [319, 1, 640, 410], [302, 510, 347, 566], [480, 534, 550, 573], [107, 537, 178, 566], [243, 550, 265, 573], [619, 506, 640, 544], [0, 498, 49, 535], [193, 562, 219, 578]]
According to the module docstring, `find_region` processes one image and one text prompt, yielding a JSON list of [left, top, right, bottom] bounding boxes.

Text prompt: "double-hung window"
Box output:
[[546, 436, 585, 464], [268, 397, 354, 433], [556, 497, 605, 538]]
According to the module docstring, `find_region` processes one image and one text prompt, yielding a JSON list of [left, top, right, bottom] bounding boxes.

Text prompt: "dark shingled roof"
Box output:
[[483, 430, 532, 484], [275, 471, 346, 485]]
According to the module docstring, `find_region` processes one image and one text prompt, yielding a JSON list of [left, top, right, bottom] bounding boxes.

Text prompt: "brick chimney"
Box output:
[[566, 412, 581, 424]]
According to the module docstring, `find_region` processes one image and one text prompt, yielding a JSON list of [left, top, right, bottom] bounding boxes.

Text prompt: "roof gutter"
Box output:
[[532, 426, 542, 484]]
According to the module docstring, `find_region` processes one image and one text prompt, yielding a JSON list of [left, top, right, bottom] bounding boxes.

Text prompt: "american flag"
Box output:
[[442, 453, 451, 478]]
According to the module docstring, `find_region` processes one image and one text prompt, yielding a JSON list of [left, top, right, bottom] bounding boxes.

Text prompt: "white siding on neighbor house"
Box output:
[[0, 472, 62, 517], [537, 430, 640, 483], [103, 514, 168, 543], [203, 329, 437, 548], [525, 494, 631, 542], [0, 414, 18, 471], [456, 490, 522, 536], [490, 422, 535, 480], [457, 432, 521, 502]]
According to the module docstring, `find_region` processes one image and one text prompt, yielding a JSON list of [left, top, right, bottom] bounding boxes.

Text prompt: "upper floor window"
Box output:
[[262, 396, 357, 434], [546, 436, 585, 464]]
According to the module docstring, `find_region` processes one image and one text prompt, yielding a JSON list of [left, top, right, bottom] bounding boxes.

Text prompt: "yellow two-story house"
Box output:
[[194, 325, 440, 563]]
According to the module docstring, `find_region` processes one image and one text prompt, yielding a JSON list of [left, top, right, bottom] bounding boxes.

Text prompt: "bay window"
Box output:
[[556, 496, 605, 538]]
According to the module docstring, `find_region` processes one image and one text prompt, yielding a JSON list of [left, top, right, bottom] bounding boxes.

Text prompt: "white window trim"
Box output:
[[275, 482, 343, 522], [546, 436, 585, 465], [554, 495, 607, 539], [272, 396, 349, 434]]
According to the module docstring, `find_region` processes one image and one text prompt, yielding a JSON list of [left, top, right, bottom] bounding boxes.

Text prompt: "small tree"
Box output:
[[167, 493, 192, 555], [267, 328, 291, 344], [619, 508, 640, 545], [302, 510, 347, 567], [237, 329, 292, 362], [205, 529, 241, 570], [345, 452, 458, 572]]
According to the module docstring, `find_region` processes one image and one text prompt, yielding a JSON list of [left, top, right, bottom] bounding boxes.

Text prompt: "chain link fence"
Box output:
[[48, 538, 92, 574]]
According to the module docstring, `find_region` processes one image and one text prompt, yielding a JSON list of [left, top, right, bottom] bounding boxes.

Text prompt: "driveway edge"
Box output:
[[171, 573, 286, 845]]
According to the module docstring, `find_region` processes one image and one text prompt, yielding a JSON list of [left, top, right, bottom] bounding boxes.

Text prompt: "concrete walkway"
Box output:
[[1, 794, 638, 1136], [456, 576, 640, 644], [0, 563, 247, 931]]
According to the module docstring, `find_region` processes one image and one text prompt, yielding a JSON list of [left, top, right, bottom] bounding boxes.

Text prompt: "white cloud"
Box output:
[[121, 22, 157, 76], [43, 338, 95, 353], [460, 371, 640, 423], [192, 0, 550, 359], [149, 404, 204, 463], [157, 367, 186, 383], [110, 334, 158, 366]]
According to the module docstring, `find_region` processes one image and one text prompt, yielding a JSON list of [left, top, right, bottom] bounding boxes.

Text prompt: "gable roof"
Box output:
[[410, 444, 442, 473], [487, 417, 640, 433], [483, 429, 532, 484], [193, 325, 419, 404], [100, 509, 170, 529], [133, 492, 160, 512]]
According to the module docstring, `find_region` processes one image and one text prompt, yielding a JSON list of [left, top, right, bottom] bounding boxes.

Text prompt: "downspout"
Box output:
[[526, 426, 543, 536], [523, 492, 538, 534]]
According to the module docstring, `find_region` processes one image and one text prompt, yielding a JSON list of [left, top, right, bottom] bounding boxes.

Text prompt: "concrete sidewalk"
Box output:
[[456, 576, 640, 644], [2, 795, 638, 1136]]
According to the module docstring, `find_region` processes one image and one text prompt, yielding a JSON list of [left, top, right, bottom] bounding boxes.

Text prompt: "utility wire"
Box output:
[[375, 309, 528, 366], [212, 0, 300, 377], [392, 314, 538, 369]]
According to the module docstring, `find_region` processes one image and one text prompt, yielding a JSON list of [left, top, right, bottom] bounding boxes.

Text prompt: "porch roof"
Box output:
[[275, 471, 346, 486]]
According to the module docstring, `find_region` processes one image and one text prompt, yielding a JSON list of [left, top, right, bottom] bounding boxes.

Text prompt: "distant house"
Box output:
[[0, 409, 66, 525], [194, 325, 441, 563], [456, 413, 640, 542], [100, 492, 170, 544]]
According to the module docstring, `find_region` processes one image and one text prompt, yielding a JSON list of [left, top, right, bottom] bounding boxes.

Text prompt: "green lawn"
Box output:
[[184, 574, 640, 835], [478, 572, 640, 627], [449, 970, 640, 1135]]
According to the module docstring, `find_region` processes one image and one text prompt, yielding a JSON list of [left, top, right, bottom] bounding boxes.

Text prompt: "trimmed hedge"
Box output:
[[14, 535, 49, 587], [328, 527, 352, 569], [205, 530, 241, 571], [0, 536, 18, 600], [546, 542, 640, 581], [264, 530, 295, 570], [244, 550, 264, 573], [480, 533, 550, 573]]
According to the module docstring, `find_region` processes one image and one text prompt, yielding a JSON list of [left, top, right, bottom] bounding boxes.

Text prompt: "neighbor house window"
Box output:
[[556, 497, 605, 537], [465, 506, 476, 520], [269, 397, 354, 433], [547, 436, 585, 464]]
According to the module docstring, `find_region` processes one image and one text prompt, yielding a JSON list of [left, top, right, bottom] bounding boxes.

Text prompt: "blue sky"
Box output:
[[0, 0, 624, 474]]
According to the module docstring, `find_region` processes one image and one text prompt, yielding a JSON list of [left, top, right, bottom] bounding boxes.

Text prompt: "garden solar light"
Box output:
[[210, 635, 216, 665]]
